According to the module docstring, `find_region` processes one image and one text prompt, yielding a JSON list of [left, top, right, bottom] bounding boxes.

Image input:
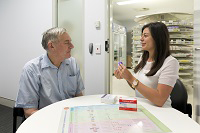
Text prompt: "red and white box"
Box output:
[[119, 97, 137, 111]]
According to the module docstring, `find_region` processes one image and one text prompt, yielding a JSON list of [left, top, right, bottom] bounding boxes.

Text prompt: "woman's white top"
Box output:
[[133, 55, 179, 107]]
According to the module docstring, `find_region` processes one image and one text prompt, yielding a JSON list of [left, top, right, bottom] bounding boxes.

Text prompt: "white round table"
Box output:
[[16, 95, 200, 133]]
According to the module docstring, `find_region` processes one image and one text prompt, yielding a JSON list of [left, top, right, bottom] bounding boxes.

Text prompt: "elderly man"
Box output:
[[15, 27, 85, 118]]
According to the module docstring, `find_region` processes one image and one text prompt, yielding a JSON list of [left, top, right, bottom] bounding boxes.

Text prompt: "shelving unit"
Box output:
[[168, 22, 194, 103], [167, 22, 194, 93], [132, 20, 194, 105], [132, 25, 143, 68]]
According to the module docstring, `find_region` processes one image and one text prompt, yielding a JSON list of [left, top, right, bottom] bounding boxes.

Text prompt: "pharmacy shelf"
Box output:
[[170, 40, 194, 45], [178, 60, 193, 64]]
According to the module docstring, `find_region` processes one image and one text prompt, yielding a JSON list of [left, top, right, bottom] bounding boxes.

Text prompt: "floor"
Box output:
[[0, 104, 12, 133], [0, 104, 21, 133], [111, 68, 135, 97]]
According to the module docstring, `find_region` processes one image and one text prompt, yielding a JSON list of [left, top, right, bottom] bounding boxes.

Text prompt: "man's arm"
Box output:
[[23, 108, 38, 118]]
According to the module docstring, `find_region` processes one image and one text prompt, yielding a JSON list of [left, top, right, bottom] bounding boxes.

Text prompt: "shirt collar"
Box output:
[[41, 53, 71, 69], [63, 58, 70, 65], [41, 53, 57, 69]]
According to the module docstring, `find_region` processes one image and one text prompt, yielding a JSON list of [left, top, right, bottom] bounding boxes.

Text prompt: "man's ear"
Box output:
[[47, 41, 55, 50]]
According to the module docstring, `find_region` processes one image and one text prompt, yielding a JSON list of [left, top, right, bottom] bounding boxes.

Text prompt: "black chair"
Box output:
[[13, 107, 26, 133], [170, 79, 192, 118]]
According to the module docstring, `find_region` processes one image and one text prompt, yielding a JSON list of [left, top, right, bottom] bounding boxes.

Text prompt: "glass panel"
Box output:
[[58, 0, 84, 77], [112, 23, 127, 72], [113, 33, 120, 71]]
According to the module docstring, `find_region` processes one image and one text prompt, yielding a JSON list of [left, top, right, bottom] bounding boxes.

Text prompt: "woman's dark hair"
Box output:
[[134, 22, 170, 76]]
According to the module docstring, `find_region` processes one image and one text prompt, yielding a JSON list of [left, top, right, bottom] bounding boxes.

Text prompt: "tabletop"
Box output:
[[16, 95, 200, 133]]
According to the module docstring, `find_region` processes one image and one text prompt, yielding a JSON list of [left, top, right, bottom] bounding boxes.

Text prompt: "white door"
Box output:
[[84, 0, 110, 95]]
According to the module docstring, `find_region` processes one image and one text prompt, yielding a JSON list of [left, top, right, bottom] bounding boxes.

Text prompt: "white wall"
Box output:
[[0, 0, 109, 102], [120, 20, 138, 32], [84, 0, 109, 95], [113, 19, 123, 26], [0, 0, 52, 101]]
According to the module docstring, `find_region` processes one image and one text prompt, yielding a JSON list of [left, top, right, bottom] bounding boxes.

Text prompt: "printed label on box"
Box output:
[[119, 97, 137, 111]]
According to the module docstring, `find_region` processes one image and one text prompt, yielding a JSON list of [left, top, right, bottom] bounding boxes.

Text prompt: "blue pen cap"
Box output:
[[118, 62, 123, 66]]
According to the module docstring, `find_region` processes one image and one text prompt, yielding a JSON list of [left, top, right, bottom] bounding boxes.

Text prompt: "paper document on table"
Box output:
[[58, 104, 172, 133]]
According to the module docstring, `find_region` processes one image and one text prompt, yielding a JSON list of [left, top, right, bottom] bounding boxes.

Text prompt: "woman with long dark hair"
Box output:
[[114, 22, 179, 107]]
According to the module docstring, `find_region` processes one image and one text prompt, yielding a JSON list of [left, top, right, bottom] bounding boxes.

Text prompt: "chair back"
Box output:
[[170, 79, 188, 114], [13, 107, 26, 133]]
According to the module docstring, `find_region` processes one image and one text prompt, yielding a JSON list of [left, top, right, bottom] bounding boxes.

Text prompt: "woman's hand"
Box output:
[[114, 69, 123, 79], [118, 64, 134, 83]]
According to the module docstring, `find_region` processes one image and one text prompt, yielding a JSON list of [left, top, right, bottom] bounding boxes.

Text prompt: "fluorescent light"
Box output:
[[135, 15, 146, 18], [117, 0, 144, 5], [135, 12, 165, 18]]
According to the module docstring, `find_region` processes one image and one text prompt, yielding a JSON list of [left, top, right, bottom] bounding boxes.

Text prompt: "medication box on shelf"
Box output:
[[119, 97, 137, 111]]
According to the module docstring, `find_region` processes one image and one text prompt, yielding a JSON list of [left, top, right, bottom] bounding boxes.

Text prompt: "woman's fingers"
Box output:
[[114, 69, 123, 79]]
